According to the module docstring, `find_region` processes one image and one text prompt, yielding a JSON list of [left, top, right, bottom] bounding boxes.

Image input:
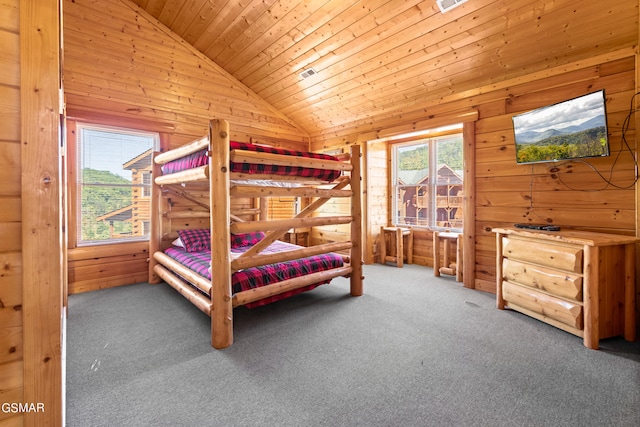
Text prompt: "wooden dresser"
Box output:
[[493, 227, 638, 349]]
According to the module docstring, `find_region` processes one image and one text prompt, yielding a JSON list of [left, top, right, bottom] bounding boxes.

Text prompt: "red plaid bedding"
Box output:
[[160, 141, 342, 182], [163, 240, 343, 308]]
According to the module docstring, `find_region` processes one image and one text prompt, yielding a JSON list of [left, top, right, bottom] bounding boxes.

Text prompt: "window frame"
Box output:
[[71, 121, 159, 247], [390, 126, 464, 231]]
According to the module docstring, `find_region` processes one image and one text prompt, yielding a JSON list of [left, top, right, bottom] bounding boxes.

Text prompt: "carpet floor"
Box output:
[[66, 264, 640, 426]]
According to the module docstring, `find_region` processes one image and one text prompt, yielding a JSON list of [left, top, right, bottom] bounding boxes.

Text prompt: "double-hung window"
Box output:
[[391, 128, 464, 231], [75, 123, 158, 245]]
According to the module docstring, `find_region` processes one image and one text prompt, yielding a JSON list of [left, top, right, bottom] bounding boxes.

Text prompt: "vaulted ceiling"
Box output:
[[129, 0, 637, 137]]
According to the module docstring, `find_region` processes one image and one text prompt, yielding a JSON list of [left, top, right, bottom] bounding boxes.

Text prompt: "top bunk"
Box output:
[[153, 132, 353, 187]]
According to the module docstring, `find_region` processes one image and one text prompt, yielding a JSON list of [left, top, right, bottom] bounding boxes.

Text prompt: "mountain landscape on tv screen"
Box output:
[[515, 115, 605, 145], [514, 113, 608, 164]]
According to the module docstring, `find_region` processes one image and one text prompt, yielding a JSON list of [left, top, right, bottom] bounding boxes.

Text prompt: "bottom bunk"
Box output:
[[152, 232, 353, 324]]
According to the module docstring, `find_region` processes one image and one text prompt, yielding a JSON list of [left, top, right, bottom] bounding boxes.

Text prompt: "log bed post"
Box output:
[[350, 144, 364, 296], [148, 153, 164, 284], [210, 119, 233, 349]]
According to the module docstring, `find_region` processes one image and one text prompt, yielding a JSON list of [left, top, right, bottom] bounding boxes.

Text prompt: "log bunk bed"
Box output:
[[148, 119, 363, 349]]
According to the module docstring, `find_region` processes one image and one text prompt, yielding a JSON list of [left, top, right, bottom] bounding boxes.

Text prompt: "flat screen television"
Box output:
[[512, 90, 610, 164]]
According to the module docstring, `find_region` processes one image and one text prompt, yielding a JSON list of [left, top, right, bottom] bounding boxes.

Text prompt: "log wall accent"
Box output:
[[63, 0, 309, 293]]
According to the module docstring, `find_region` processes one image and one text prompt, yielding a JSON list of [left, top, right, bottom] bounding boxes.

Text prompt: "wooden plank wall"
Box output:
[[267, 197, 297, 221], [64, 0, 639, 302], [362, 140, 388, 264], [0, 1, 23, 424], [62, 0, 310, 293], [21, 0, 64, 424], [311, 55, 638, 295], [1, 0, 64, 425], [63, 0, 308, 148]]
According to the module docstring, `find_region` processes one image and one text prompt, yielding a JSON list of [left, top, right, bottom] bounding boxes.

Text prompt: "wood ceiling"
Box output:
[[129, 0, 637, 137]]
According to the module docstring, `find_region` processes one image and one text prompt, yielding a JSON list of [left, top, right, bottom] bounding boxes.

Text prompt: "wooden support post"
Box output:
[[209, 119, 233, 349], [456, 233, 463, 282], [462, 121, 475, 289], [148, 153, 163, 284], [259, 197, 268, 220], [583, 245, 598, 350], [635, 51, 640, 337], [624, 242, 636, 342], [442, 238, 451, 273], [379, 226, 387, 265], [496, 232, 505, 310], [396, 226, 404, 268], [433, 231, 441, 277], [21, 0, 64, 424], [350, 144, 364, 296]]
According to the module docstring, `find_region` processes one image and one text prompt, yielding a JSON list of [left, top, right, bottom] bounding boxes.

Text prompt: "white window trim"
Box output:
[[75, 123, 159, 246], [391, 127, 463, 232]]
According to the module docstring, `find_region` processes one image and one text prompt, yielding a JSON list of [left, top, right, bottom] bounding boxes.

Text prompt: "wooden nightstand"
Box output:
[[433, 231, 463, 282], [283, 228, 310, 246]]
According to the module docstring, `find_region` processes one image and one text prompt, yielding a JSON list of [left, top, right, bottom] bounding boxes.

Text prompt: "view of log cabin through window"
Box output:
[[76, 124, 158, 244], [392, 126, 464, 231]]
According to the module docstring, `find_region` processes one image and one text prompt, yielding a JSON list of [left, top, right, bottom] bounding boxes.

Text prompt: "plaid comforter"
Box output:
[[160, 141, 342, 182], [163, 240, 343, 308]]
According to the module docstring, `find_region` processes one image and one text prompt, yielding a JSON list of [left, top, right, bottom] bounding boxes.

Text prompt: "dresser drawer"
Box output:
[[502, 281, 583, 330], [502, 258, 583, 301], [502, 237, 583, 273]]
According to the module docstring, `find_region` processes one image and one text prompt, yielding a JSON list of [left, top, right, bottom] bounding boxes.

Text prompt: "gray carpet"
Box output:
[[66, 264, 640, 427]]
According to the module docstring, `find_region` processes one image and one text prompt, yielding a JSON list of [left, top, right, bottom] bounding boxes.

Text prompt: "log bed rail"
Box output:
[[148, 119, 363, 349]]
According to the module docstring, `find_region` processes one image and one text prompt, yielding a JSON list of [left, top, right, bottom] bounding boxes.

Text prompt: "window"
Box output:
[[142, 172, 152, 197], [76, 123, 158, 245], [392, 129, 463, 230]]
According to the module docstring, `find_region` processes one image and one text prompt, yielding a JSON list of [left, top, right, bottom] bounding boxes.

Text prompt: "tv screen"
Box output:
[[512, 90, 610, 164]]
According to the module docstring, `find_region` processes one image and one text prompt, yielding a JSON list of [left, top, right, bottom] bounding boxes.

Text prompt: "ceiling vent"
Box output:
[[436, 0, 468, 13], [299, 68, 318, 79]]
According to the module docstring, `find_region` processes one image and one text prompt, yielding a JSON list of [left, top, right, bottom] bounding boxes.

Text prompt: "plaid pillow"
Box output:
[[177, 228, 211, 253], [230, 232, 265, 249]]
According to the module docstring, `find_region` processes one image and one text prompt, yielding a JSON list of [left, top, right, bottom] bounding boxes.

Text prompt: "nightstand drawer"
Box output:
[[502, 237, 583, 273], [502, 258, 583, 301]]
